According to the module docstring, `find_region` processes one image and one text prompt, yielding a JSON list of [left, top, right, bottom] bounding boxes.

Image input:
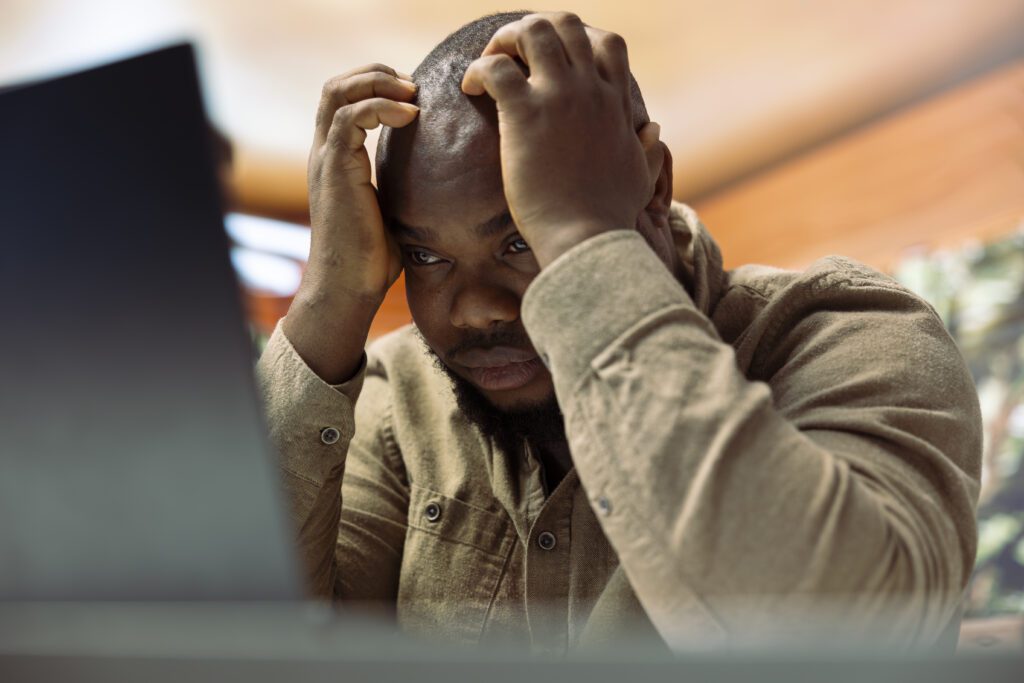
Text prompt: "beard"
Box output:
[[413, 326, 566, 456]]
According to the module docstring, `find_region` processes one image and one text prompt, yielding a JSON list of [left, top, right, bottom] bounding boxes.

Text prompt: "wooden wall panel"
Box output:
[[692, 60, 1024, 272], [243, 59, 1024, 339]]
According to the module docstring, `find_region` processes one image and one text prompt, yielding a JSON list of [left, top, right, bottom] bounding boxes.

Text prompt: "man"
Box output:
[[257, 11, 981, 653]]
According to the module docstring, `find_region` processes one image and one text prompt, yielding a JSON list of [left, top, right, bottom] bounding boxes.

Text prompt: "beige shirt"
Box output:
[[256, 202, 981, 654]]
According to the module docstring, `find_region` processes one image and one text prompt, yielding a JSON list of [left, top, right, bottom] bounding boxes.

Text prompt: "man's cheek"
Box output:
[[406, 288, 447, 338]]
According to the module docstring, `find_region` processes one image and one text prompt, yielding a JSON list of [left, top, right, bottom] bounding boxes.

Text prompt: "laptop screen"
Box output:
[[0, 44, 301, 601]]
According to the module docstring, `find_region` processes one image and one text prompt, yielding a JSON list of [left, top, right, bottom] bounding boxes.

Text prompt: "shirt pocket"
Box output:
[[397, 483, 515, 643]]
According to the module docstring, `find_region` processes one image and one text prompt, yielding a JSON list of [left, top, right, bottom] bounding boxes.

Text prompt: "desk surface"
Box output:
[[2, 603, 1022, 683]]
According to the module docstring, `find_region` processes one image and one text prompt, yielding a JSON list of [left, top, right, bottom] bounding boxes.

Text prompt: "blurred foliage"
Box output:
[[894, 229, 1024, 617]]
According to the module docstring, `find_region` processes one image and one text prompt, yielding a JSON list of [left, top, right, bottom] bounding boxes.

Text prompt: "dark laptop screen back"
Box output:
[[0, 45, 301, 600]]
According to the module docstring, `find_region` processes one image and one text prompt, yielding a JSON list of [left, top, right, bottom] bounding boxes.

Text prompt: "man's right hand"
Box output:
[[283, 64, 419, 384]]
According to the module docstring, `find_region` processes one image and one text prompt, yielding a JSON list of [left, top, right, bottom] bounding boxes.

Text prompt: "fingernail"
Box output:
[[397, 70, 414, 81]]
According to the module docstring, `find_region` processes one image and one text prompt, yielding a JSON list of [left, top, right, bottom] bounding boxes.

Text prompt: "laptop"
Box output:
[[0, 44, 301, 600]]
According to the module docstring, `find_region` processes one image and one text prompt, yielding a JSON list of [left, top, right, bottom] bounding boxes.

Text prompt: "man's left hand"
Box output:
[[461, 12, 664, 268]]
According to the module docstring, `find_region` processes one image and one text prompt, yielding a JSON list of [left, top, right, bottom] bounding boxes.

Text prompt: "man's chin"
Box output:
[[442, 361, 564, 449], [414, 329, 566, 448]]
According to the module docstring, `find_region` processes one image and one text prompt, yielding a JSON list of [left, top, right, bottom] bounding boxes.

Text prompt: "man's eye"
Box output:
[[408, 250, 443, 266], [507, 237, 531, 254]]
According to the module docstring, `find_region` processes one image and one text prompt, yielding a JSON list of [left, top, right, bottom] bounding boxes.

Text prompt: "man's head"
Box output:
[[375, 11, 675, 448]]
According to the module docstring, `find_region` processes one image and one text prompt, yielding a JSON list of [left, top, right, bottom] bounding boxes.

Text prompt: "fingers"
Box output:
[[587, 26, 629, 87], [325, 98, 419, 154], [315, 65, 417, 146], [482, 14, 570, 76], [461, 54, 529, 101], [466, 13, 629, 104], [551, 13, 594, 68]]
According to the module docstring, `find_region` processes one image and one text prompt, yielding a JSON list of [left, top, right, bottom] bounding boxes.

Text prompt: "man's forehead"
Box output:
[[412, 85, 497, 161], [378, 55, 510, 223], [387, 170, 508, 236], [382, 110, 505, 224]]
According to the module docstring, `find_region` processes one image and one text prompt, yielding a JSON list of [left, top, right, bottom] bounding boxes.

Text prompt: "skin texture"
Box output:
[[285, 13, 680, 473]]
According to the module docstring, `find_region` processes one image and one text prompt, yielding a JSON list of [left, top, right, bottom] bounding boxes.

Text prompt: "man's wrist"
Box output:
[[529, 221, 621, 269], [282, 286, 377, 384]]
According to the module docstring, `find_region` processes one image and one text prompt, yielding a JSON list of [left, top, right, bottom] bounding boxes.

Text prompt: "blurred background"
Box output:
[[3, 0, 1023, 629]]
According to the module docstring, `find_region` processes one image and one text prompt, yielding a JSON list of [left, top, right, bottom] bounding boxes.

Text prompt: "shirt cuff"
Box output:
[[521, 230, 695, 392], [255, 320, 366, 486]]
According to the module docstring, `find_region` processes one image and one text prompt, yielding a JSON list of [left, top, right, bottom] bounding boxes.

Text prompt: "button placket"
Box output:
[[523, 483, 574, 655]]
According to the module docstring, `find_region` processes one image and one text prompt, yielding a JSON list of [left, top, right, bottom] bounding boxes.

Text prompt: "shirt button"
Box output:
[[537, 531, 557, 551], [320, 427, 341, 445], [424, 502, 442, 523], [596, 497, 612, 516]]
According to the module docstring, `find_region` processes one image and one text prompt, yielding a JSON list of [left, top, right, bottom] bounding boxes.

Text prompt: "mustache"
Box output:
[[444, 325, 534, 359]]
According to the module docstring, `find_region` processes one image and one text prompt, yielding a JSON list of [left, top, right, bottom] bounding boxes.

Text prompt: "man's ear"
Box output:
[[638, 121, 673, 224], [648, 139, 673, 218], [634, 124, 678, 271]]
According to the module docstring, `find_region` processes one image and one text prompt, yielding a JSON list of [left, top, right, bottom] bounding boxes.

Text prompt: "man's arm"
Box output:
[[257, 64, 419, 599], [257, 326, 408, 601], [462, 11, 979, 646], [520, 230, 982, 649]]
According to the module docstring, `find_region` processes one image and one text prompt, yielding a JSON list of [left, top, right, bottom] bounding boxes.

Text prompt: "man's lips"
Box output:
[[453, 346, 544, 391], [456, 346, 538, 368]]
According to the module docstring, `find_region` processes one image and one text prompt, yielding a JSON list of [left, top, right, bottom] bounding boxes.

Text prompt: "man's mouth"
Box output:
[[454, 346, 545, 391]]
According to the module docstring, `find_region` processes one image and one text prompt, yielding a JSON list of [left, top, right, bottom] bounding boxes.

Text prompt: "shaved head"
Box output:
[[373, 12, 661, 467], [375, 10, 648, 218]]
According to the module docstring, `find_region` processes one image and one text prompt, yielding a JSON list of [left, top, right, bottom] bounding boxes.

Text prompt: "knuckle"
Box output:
[[356, 71, 390, 95], [523, 16, 556, 35], [333, 63, 394, 84], [488, 53, 517, 73], [552, 11, 583, 27], [331, 105, 354, 127], [369, 70, 393, 86], [490, 56, 526, 85], [357, 62, 394, 77], [320, 76, 342, 100], [599, 31, 627, 53]]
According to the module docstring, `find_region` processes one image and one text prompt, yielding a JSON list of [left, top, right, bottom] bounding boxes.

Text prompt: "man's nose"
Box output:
[[449, 277, 520, 330]]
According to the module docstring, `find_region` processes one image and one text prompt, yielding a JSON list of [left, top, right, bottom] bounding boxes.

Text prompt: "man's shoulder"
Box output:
[[716, 254, 948, 369], [726, 254, 912, 304]]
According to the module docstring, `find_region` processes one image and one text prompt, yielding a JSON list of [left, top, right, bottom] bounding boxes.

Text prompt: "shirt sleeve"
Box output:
[[256, 321, 408, 603], [520, 230, 982, 650]]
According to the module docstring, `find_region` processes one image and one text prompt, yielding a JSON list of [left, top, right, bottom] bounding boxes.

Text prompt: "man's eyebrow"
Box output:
[[391, 219, 438, 243], [392, 211, 515, 242], [475, 210, 514, 239]]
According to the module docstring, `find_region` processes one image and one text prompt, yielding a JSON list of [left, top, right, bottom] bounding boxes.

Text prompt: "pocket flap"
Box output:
[[407, 484, 512, 558]]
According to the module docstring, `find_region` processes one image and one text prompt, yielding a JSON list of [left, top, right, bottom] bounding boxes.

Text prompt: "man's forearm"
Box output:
[[282, 285, 378, 385], [256, 323, 365, 598], [521, 230, 980, 649]]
